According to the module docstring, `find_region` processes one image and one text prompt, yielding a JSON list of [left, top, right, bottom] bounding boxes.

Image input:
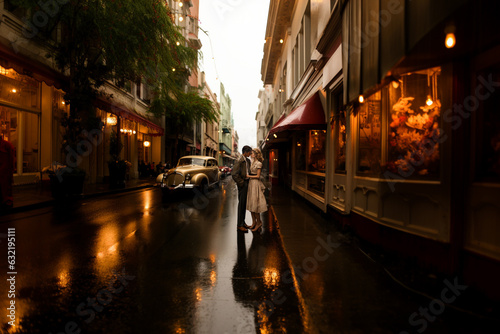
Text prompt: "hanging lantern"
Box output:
[[107, 114, 118, 126]]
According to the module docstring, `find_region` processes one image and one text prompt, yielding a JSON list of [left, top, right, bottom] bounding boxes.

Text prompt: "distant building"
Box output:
[[219, 83, 235, 166]]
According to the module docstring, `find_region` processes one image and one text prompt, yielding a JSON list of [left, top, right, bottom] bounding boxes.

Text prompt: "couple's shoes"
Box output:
[[237, 223, 263, 233], [248, 223, 263, 232], [237, 226, 248, 233]]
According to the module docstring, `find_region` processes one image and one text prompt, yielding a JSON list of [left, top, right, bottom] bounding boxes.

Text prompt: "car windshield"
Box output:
[[177, 158, 205, 167]]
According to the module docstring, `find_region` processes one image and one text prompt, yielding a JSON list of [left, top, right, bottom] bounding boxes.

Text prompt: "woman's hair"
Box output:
[[253, 148, 264, 162]]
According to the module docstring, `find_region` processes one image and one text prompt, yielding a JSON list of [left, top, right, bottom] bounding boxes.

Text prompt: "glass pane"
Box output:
[[0, 66, 40, 110], [308, 130, 326, 173], [358, 92, 382, 174], [385, 67, 442, 178], [0, 107, 17, 173], [307, 174, 325, 196], [336, 111, 347, 172], [23, 112, 39, 173]]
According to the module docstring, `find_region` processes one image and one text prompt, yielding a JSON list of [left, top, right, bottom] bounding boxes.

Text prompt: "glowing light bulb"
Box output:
[[426, 95, 434, 106], [279, 39, 283, 44], [445, 33, 456, 48], [359, 95, 365, 103], [179, 16, 184, 22]]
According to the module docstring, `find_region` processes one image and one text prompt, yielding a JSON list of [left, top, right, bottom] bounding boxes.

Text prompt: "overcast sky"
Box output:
[[198, 0, 270, 151]]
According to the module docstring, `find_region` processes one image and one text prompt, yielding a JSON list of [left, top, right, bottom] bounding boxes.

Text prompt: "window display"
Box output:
[[385, 67, 442, 177], [0, 66, 40, 111], [358, 92, 382, 174], [335, 111, 347, 172], [308, 130, 326, 173]]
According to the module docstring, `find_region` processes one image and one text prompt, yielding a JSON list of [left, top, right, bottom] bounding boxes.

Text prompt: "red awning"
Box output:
[[95, 97, 164, 136], [269, 92, 326, 135]]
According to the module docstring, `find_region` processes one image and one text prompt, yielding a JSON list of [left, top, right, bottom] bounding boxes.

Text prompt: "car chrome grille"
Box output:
[[165, 173, 184, 186]]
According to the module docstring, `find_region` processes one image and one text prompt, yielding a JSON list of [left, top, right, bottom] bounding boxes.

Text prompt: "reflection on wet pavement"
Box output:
[[0, 179, 306, 333]]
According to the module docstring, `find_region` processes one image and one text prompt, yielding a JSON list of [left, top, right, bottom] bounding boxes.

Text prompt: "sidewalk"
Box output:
[[268, 185, 499, 333], [6, 177, 156, 215]]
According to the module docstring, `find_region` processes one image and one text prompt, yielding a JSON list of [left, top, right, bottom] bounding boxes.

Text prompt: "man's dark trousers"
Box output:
[[237, 180, 249, 227]]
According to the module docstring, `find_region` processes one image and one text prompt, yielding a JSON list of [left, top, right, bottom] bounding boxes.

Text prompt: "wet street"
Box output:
[[0, 178, 304, 334], [1, 177, 498, 334]]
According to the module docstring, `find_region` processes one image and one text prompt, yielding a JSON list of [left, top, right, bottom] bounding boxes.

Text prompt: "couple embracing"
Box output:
[[231, 145, 268, 233]]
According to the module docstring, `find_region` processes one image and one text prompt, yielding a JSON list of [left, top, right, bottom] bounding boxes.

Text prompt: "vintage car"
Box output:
[[156, 155, 220, 193]]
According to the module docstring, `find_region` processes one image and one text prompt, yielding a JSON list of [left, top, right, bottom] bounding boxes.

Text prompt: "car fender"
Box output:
[[190, 173, 209, 186]]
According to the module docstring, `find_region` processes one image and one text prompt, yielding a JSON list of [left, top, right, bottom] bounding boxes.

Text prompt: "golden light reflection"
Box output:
[[143, 190, 152, 213], [195, 287, 202, 302], [56, 253, 73, 291], [263, 268, 280, 289], [209, 254, 216, 264], [58, 271, 71, 289], [94, 224, 120, 276], [210, 270, 217, 286], [174, 320, 186, 334], [257, 302, 272, 334]]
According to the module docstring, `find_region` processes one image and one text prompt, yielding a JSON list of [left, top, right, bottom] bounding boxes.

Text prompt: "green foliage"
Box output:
[[150, 89, 219, 135], [13, 0, 198, 111]]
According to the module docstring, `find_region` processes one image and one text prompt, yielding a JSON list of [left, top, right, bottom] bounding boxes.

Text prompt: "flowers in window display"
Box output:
[[386, 95, 442, 177]]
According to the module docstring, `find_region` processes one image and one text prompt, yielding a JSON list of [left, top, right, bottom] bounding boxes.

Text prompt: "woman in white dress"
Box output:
[[246, 148, 267, 232]]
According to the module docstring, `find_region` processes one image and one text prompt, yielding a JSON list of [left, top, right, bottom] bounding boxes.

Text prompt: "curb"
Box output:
[[1, 184, 155, 217]]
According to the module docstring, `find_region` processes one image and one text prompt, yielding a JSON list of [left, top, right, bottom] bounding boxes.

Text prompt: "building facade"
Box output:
[[219, 82, 235, 166], [260, 0, 500, 298], [0, 1, 165, 186], [199, 72, 220, 159]]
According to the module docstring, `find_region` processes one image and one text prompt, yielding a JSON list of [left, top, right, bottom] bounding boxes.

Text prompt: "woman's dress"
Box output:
[[246, 161, 267, 213]]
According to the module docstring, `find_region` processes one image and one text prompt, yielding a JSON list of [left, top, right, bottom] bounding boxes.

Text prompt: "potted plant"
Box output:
[[42, 162, 86, 199]]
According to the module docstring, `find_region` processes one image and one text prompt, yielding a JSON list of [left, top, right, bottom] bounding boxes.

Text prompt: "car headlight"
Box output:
[[185, 174, 191, 183]]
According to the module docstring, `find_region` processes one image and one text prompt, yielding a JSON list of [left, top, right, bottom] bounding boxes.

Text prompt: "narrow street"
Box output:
[[1, 177, 498, 333]]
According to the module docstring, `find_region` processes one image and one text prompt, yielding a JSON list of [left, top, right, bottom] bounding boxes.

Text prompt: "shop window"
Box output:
[[0, 108, 17, 173], [358, 91, 382, 174], [385, 67, 443, 178], [476, 66, 500, 182], [308, 130, 326, 173], [331, 88, 345, 173], [308, 174, 325, 196], [0, 66, 40, 111], [22, 112, 39, 173]]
